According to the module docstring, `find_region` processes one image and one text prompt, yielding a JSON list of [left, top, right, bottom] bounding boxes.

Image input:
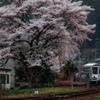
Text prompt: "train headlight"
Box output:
[[92, 76, 97, 81], [93, 76, 97, 78]]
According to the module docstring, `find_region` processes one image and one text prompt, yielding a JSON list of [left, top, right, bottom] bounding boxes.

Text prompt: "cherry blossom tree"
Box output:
[[0, 0, 95, 86]]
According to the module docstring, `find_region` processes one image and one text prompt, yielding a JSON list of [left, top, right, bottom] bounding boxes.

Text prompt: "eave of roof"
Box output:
[[0, 68, 12, 71]]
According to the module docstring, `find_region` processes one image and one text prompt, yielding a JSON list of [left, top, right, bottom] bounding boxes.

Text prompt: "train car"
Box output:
[[82, 62, 100, 84]]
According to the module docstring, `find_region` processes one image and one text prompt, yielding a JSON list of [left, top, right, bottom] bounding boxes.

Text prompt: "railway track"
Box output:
[[1, 88, 100, 100]]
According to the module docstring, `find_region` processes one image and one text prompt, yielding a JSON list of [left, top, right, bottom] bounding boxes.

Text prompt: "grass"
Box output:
[[0, 86, 85, 99], [93, 96, 100, 100]]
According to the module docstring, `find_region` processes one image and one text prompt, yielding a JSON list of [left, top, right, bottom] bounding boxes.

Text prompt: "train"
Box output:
[[81, 62, 100, 84]]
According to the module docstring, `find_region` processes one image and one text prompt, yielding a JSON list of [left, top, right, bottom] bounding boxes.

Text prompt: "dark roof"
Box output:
[[93, 63, 100, 66], [0, 68, 12, 71]]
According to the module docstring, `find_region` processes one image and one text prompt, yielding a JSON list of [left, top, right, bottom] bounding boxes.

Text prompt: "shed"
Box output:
[[0, 68, 12, 89], [0, 59, 15, 89]]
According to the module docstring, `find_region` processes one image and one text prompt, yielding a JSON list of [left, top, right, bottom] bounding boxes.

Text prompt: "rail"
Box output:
[[1, 88, 100, 100]]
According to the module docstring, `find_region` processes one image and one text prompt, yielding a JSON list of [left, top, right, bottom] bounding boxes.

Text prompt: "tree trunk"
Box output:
[[68, 71, 74, 89]]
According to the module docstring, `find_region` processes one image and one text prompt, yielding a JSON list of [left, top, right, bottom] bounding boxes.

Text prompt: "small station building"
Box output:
[[0, 59, 15, 89], [0, 68, 12, 89]]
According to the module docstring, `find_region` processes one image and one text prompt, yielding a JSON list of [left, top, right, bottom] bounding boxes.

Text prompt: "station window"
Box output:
[[0, 74, 9, 84], [0, 74, 6, 84], [7, 75, 9, 84], [92, 67, 97, 74]]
